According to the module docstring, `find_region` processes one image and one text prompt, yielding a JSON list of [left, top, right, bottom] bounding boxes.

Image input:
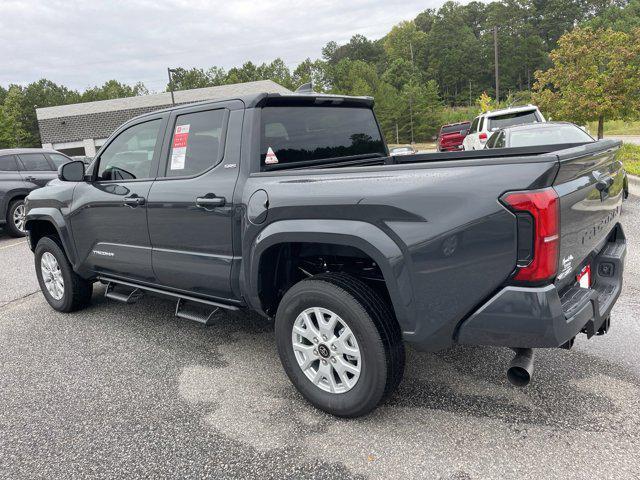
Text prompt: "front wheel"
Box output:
[[35, 236, 93, 312], [275, 273, 405, 417]]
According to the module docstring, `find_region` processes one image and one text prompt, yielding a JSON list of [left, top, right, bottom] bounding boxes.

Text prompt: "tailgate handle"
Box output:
[[596, 176, 614, 192]]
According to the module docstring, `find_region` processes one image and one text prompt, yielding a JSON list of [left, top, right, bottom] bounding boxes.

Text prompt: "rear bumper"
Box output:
[[457, 232, 626, 348]]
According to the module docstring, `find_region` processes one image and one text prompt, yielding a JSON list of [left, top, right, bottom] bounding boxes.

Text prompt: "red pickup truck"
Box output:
[[437, 121, 471, 151]]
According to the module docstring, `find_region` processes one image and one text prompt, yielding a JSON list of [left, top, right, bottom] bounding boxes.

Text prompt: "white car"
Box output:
[[462, 105, 546, 151]]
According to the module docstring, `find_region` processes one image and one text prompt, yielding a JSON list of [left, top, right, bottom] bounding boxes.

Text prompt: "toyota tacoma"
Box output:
[[25, 92, 626, 417]]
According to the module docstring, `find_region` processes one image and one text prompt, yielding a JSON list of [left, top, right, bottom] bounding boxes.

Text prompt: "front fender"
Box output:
[[24, 207, 77, 267], [244, 219, 415, 334]]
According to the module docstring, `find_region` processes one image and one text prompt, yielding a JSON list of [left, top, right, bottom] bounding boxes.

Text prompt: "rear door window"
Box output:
[[479, 117, 485, 132], [165, 109, 227, 177], [261, 106, 385, 169], [18, 153, 53, 171], [0, 155, 18, 171]]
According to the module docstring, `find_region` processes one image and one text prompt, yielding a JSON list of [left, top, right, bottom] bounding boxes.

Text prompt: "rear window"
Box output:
[[261, 106, 385, 169], [441, 123, 470, 134], [488, 110, 541, 130], [509, 124, 594, 148]]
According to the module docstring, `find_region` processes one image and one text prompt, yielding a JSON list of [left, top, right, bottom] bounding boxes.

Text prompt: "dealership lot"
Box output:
[[0, 197, 638, 479]]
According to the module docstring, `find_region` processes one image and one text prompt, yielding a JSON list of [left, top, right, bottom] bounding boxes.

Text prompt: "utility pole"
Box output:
[[167, 68, 177, 105], [409, 42, 415, 145], [469, 80, 472, 108], [493, 26, 500, 103], [395, 123, 399, 144]]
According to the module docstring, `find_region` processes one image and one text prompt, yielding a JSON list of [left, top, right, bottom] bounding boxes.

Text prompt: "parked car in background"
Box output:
[[390, 145, 417, 156], [463, 105, 545, 151], [437, 121, 470, 151], [0, 148, 72, 237], [484, 122, 594, 149]]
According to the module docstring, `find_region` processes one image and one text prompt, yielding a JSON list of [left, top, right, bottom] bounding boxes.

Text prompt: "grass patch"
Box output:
[[587, 119, 640, 136], [618, 143, 640, 176]]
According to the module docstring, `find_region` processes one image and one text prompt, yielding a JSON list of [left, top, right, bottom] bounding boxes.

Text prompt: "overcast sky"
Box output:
[[1, 0, 444, 93]]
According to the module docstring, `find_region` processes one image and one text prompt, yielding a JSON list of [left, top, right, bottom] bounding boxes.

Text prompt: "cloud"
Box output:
[[1, 0, 439, 92]]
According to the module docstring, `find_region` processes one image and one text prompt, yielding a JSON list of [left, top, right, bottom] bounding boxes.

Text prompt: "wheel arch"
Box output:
[[245, 219, 414, 333], [24, 208, 77, 266], [2, 189, 30, 217]]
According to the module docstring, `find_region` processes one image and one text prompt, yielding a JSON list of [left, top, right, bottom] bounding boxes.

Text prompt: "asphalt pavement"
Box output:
[[0, 197, 639, 479]]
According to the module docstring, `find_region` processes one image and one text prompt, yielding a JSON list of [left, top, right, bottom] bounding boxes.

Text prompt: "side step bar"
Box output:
[[175, 298, 219, 325], [105, 282, 144, 304], [98, 276, 240, 326]]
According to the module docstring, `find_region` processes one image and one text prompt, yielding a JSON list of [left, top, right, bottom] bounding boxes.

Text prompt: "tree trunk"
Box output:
[[598, 115, 604, 140]]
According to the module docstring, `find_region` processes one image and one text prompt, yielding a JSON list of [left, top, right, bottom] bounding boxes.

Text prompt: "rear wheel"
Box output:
[[6, 199, 26, 237], [35, 236, 93, 312], [275, 273, 405, 417]]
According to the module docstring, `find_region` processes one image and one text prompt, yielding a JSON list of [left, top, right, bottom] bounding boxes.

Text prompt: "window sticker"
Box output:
[[265, 146, 279, 165], [170, 124, 190, 170]]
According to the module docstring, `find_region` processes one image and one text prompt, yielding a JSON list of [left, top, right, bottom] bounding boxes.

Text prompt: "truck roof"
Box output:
[[134, 92, 375, 120]]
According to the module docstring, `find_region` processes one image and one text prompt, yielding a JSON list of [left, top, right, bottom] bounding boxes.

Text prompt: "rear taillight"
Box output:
[[479, 132, 488, 141], [502, 188, 560, 284]]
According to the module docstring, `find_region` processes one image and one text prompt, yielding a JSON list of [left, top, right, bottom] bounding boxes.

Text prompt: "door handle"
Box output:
[[24, 176, 36, 182], [196, 195, 226, 208], [123, 195, 145, 207]]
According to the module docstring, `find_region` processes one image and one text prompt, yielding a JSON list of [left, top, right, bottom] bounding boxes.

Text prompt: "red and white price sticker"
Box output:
[[577, 264, 591, 289], [170, 124, 190, 170]]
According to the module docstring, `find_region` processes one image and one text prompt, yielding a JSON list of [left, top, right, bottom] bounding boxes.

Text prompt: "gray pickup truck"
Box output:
[[24, 93, 626, 417]]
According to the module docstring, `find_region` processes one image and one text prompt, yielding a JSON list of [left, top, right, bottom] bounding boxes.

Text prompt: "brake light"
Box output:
[[479, 132, 488, 141], [502, 188, 560, 283]]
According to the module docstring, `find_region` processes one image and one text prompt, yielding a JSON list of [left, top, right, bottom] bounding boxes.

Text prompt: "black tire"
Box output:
[[6, 199, 26, 237], [34, 236, 93, 312], [275, 272, 405, 417]]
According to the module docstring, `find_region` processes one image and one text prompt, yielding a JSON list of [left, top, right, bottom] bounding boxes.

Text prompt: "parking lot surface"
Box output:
[[1, 196, 639, 480]]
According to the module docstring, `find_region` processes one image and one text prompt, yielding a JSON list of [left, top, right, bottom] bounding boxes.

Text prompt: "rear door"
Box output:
[[70, 115, 166, 282], [16, 153, 57, 187], [147, 101, 243, 300], [553, 141, 624, 289]]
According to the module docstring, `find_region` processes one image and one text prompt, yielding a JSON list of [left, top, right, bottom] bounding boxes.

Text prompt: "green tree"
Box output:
[[533, 27, 640, 138]]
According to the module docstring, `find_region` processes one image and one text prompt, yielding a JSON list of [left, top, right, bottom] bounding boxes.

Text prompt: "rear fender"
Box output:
[[245, 219, 414, 332]]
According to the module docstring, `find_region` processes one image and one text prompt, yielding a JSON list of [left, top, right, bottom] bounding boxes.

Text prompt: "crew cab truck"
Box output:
[[25, 93, 626, 417]]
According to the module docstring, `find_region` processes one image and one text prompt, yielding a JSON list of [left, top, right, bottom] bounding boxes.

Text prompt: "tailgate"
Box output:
[[552, 140, 624, 290]]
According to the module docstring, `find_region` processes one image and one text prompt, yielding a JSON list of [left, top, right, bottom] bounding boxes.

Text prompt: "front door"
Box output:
[[147, 103, 242, 300], [70, 116, 166, 282]]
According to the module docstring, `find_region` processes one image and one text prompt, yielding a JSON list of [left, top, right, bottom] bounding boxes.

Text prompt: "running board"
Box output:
[[97, 276, 240, 312], [175, 298, 219, 325], [105, 282, 144, 304]]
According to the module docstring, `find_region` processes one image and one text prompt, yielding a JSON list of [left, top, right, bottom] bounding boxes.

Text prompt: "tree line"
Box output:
[[1, 0, 639, 148]]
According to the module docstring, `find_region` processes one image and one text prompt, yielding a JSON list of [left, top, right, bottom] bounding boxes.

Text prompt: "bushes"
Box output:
[[618, 143, 640, 176]]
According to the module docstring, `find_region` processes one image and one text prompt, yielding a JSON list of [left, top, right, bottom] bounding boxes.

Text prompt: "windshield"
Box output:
[[487, 110, 540, 130], [509, 124, 594, 147], [261, 106, 385, 169]]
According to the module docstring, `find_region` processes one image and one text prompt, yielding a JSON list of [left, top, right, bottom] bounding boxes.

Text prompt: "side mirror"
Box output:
[[58, 160, 86, 182]]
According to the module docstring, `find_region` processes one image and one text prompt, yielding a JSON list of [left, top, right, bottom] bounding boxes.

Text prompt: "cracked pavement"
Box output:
[[0, 195, 639, 479]]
